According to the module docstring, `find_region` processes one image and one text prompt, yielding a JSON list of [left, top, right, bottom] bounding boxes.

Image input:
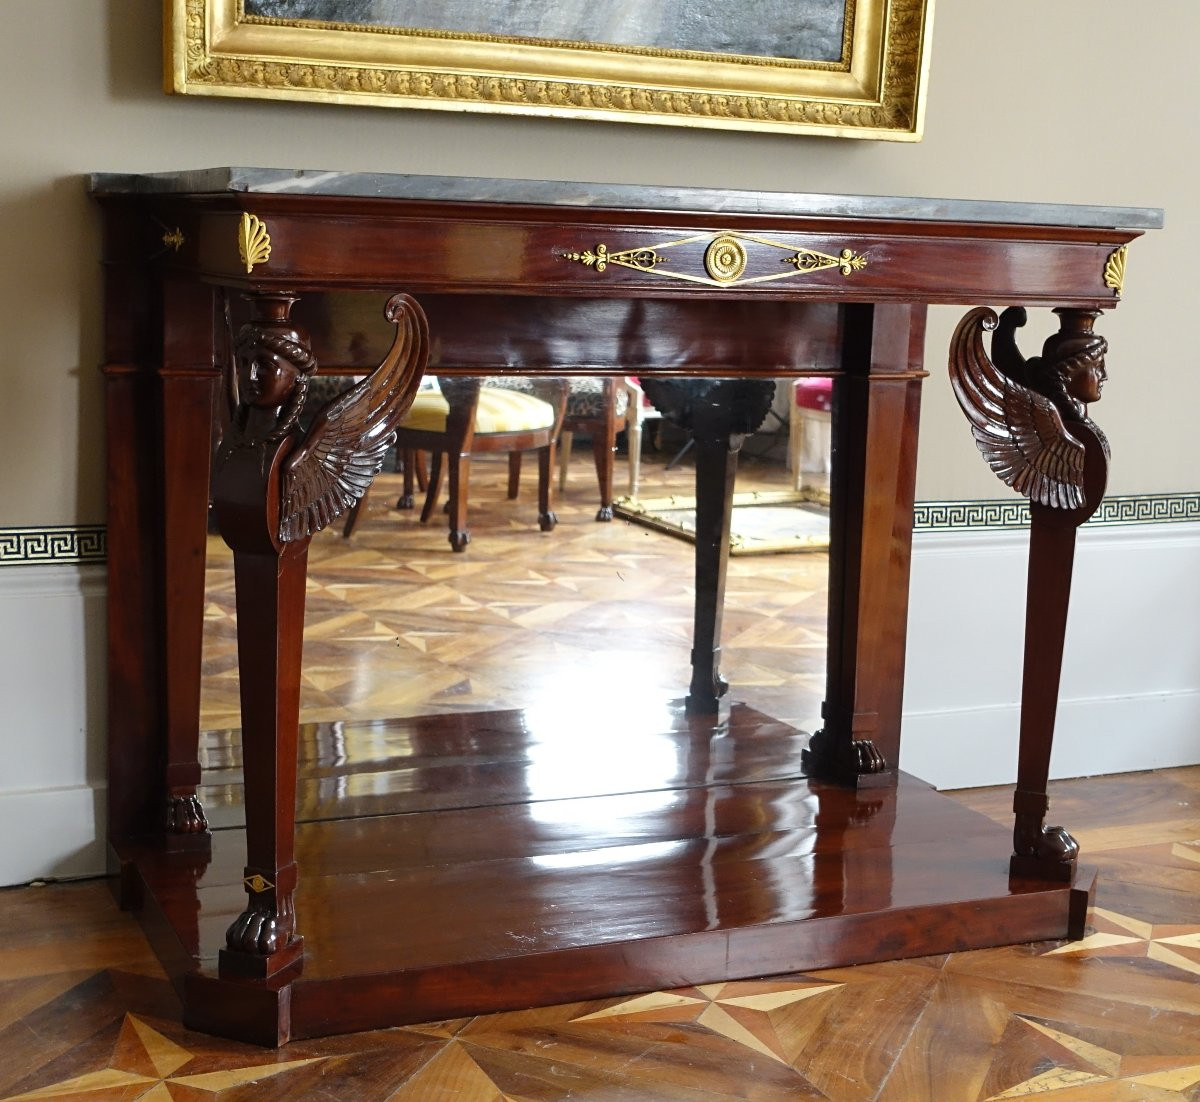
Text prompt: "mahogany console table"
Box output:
[[92, 169, 1160, 1046]]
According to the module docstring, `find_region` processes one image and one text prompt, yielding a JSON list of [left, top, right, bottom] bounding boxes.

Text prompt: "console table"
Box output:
[[91, 169, 1161, 1046]]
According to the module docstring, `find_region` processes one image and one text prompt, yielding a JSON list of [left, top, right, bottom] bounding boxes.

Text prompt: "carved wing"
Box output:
[[279, 294, 429, 542], [949, 308, 1086, 510]]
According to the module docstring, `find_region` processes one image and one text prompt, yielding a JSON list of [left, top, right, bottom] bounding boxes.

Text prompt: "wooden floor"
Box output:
[[3, 446, 1198, 1099], [197, 441, 830, 736]]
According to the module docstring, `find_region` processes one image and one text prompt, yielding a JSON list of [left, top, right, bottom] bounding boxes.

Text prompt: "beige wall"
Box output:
[[0, 1, 1192, 527]]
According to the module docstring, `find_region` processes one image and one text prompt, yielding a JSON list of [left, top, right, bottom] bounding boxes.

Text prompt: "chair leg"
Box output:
[[558, 430, 574, 491], [447, 450, 471, 551], [627, 423, 642, 498], [341, 491, 366, 538], [537, 443, 557, 532], [591, 423, 616, 522], [420, 452, 444, 523], [398, 448, 416, 509], [789, 411, 804, 492], [507, 452, 522, 500]]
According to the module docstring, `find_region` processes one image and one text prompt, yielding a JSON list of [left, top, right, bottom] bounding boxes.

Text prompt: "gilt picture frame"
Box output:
[[165, 0, 935, 140]]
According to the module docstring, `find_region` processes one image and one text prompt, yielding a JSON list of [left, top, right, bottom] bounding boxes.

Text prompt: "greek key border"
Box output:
[[1, 496, 1196, 564], [914, 493, 1200, 532], [0, 526, 107, 567]]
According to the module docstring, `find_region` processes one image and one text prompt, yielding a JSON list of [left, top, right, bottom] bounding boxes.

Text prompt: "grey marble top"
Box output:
[[89, 167, 1164, 231]]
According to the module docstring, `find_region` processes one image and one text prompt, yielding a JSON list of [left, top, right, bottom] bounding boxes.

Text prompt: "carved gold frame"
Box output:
[[165, 0, 935, 140]]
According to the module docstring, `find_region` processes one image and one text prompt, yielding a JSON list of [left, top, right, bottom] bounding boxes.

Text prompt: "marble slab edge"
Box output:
[[87, 167, 1165, 231]]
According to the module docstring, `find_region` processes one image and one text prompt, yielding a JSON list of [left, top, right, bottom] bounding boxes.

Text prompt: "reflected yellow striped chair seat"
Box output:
[[398, 387, 557, 434]]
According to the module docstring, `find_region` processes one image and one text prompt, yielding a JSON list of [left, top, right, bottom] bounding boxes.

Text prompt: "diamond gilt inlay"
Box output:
[[561, 231, 868, 289]]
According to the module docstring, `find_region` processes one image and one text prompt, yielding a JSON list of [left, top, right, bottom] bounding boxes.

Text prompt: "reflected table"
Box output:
[[92, 169, 1160, 1045]]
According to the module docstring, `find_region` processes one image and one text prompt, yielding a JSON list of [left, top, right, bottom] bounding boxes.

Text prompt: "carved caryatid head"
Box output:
[[1033, 309, 1108, 418], [230, 296, 317, 439], [1055, 339, 1108, 407]]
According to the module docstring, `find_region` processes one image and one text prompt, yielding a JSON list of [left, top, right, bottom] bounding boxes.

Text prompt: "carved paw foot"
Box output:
[[165, 793, 208, 834], [1015, 822, 1079, 863], [449, 529, 471, 552], [802, 729, 889, 780], [396, 493, 414, 510], [1011, 817, 1079, 881], [595, 505, 614, 522], [225, 901, 295, 957], [539, 511, 558, 532], [851, 739, 888, 774]]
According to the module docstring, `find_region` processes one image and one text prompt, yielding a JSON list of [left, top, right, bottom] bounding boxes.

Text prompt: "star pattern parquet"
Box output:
[[5, 451, 1197, 1099]]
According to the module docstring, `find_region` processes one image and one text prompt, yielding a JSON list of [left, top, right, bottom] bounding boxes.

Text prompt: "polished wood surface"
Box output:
[[92, 173, 1152, 1043], [113, 693, 1093, 1041], [5, 764, 1197, 1099]]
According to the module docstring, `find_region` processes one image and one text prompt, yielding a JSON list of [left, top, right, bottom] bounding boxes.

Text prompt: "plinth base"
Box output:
[[112, 703, 1094, 1047]]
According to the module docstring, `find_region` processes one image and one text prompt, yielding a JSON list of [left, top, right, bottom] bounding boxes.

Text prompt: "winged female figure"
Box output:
[[948, 306, 1108, 512], [279, 295, 429, 542], [216, 292, 429, 549]]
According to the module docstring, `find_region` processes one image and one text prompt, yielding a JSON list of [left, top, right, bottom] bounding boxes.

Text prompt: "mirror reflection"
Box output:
[[198, 291, 832, 834]]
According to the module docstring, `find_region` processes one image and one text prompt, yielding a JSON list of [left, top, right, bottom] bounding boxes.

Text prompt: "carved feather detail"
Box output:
[[949, 308, 1086, 510], [279, 294, 429, 542]]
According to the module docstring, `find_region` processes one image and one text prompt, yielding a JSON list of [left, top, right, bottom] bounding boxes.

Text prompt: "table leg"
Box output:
[[805, 304, 927, 787], [161, 366, 217, 843], [210, 291, 430, 975], [1011, 510, 1081, 880], [687, 418, 738, 714], [947, 305, 1111, 880], [219, 543, 308, 977], [104, 362, 163, 845], [643, 378, 775, 716]]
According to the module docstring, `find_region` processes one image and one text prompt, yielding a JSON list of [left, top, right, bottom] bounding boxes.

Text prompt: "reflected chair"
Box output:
[[392, 376, 568, 552], [788, 377, 833, 493], [554, 377, 645, 519]]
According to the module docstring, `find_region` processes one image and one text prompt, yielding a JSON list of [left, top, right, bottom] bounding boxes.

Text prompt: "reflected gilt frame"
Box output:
[[165, 0, 935, 140]]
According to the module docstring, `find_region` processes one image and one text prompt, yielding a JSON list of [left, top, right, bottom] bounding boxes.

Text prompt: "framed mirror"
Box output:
[[166, 0, 934, 140]]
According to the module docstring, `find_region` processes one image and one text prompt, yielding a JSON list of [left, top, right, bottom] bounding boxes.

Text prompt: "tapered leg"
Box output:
[[447, 450, 472, 551], [805, 304, 927, 787], [219, 544, 308, 977], [687, 425, 738, 714], [160, 279, 222, 842], [651, 378, 777, 717], [105, 363, 163, 846], [161, 371, 217, 841], [1010, 511, 1081, 880]]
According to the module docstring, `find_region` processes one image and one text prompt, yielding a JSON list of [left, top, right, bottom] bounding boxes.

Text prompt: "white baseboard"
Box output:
[[901, 522, 1200, 789], [0, 565, 108, 885], [0, 784, 107, 884]]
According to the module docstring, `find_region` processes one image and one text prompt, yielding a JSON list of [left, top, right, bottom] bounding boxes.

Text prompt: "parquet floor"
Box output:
[[198, 445, 830, 736], [3, 447, 1198, 1100]]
